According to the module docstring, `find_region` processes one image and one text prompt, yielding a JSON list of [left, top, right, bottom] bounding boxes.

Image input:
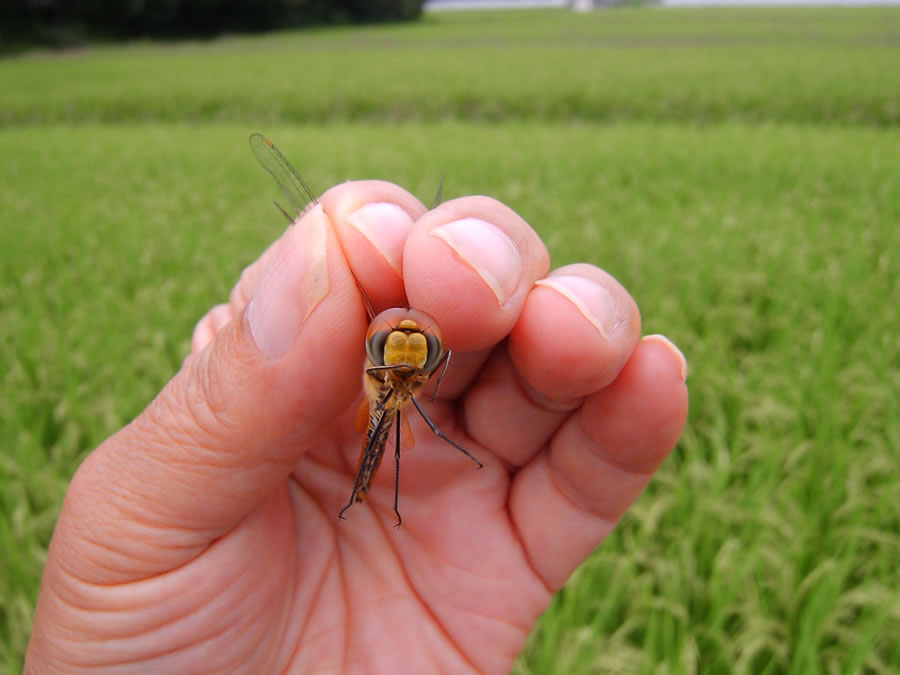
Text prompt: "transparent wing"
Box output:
[[251, 132, 376, 321], [431, 177, 444, 209], [249, 133, 318, 218]]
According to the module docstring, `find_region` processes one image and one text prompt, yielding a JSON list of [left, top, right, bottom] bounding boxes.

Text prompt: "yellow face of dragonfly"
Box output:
[[365, 308, 445, 376]]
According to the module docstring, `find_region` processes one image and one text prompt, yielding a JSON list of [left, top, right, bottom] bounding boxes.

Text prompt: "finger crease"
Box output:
[[574, 411, 657, 479], [510, 358, 583, 414]]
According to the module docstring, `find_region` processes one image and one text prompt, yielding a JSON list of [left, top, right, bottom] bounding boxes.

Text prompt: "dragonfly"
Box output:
[[249, 133, 482, 527]]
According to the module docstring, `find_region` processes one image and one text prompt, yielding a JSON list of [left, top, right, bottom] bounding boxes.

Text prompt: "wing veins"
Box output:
[[249, 133, 318, 218]]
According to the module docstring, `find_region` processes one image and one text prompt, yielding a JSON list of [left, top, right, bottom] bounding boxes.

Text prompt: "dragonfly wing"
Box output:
[[354, 398, 369, 434], [250, 133, 378, 320], [249, 133, 318, 218], [431, 176, 444, 209], [399, 407, 416, 450]]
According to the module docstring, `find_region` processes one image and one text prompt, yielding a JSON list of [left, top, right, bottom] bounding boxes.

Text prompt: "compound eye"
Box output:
[[365, 329, 389, 367], [422, 332, 444, 373]]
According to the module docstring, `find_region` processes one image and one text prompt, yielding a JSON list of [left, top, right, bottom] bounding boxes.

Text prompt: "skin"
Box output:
[[26, 182, 689, 674]]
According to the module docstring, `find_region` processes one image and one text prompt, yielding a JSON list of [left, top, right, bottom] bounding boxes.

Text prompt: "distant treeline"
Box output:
[[1, 0, 425, 47]]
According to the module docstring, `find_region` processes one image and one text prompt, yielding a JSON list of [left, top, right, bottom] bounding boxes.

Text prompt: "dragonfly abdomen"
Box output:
[[353, 393, 398, 503]]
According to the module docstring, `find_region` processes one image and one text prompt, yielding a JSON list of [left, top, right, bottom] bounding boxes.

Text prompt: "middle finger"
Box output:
[[461, 264, 642, 467]]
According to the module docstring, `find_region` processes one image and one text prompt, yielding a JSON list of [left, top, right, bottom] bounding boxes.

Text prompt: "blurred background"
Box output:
[[1, 1, 897, 672]]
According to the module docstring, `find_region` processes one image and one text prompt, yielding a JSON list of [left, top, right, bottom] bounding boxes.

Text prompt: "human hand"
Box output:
[[26, 181, 688, 673]]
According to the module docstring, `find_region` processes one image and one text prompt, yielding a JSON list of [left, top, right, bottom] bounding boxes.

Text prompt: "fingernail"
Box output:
[[346, 202, 415, 276], [247, 209, 329, 358], [535, 275, 618, 339], [642, 334, 689, 382], [432, 218, 522, 306]]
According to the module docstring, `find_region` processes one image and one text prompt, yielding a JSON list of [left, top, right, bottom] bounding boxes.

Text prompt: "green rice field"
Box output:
[[1, 7, 898, 673]]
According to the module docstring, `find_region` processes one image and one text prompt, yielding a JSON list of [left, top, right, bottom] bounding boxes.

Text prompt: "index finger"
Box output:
[[320, 179, 428, 314]]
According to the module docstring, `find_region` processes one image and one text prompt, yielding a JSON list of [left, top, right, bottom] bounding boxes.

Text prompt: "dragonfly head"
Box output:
[[366, 307, 445, 373]]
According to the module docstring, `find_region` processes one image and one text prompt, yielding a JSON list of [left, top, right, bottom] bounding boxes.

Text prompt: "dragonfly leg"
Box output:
[[393, 414, 402, 528], [430, 350, 452, 403], [411, 397, 483, 469], [338, 486, 360, 520]]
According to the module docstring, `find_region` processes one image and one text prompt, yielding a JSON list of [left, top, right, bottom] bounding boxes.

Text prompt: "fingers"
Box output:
[[320, 179, 428, 314], [313, 192, 550, 403], [193, 192, 551, 372], [509, 335, 689, 590], [403, 196, 550, 353], [190, 232, 284, 356], [189, 180, 426, 354], [191, 303, 233, 354], [460, 264, 641, 467], [60, 181, 426, 582], [511, 264, 642, 401], [227, 237, 282, 320]]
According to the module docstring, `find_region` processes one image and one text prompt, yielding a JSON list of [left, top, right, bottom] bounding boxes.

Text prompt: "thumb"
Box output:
[[59, 204, 368, 581]]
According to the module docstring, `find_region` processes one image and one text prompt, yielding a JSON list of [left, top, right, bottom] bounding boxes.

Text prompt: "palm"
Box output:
[[186, 390, 541, 672]]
